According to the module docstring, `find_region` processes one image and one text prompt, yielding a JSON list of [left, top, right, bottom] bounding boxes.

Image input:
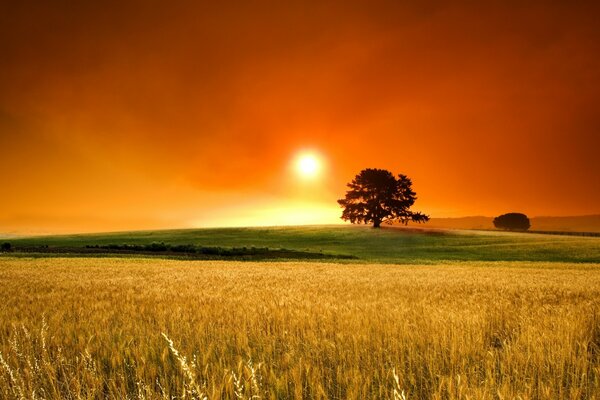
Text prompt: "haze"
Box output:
[[1, 1, 599, 234]]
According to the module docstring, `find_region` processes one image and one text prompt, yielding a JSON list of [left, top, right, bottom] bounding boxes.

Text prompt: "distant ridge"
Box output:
[[530, 215, 600, 232], [408, 215, 600, 233]]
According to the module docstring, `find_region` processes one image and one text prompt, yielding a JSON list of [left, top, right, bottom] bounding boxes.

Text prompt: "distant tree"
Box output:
[[338, 168, 429, 228], [493, 213, 531, 231], [1, 242, 11, 252]]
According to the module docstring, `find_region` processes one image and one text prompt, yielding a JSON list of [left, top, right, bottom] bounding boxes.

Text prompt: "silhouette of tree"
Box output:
[[1, 242, 11, 252], [338, 168, 429, 228], [493, 213, 531, 231]]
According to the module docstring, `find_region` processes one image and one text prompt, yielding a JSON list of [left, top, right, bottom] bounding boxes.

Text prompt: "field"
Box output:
[[6, 225, 600, 263], [1, 227, 600, 399]]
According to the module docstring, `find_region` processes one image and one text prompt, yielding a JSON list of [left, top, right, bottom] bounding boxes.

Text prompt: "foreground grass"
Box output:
[[5, 225, 600, 263], [1, 257, 599, 399]]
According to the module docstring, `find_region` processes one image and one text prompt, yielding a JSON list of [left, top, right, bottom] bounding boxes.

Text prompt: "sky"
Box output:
[[1, 1, 599, 234]]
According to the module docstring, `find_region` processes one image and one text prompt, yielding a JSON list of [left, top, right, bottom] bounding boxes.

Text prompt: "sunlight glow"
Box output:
[[193, 201, 341, 227], [295, 152, 321, 178]]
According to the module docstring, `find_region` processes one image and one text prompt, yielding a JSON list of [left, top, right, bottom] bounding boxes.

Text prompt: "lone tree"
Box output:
[[338, 168, 429, 228], [493, 213, 530, 231]]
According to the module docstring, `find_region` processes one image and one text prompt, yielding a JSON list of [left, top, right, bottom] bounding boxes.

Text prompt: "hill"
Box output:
[[3, 225, 600, 264], [531, 215, 600, 232]]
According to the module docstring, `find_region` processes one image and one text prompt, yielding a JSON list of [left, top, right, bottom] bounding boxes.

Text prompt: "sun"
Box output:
[[295, 152, 321, 178]]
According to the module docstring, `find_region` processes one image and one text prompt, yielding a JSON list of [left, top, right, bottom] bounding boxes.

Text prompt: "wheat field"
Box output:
[[1, 257, 599, 399]]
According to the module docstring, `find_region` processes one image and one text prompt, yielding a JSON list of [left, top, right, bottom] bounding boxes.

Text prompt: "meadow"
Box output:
[[1, 227, 600, 399], [6, 225, 600, 263]]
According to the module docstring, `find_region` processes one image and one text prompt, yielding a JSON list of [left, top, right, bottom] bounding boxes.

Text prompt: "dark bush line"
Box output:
[[9, 242, 357, 260], [85, 242, 296, 256]]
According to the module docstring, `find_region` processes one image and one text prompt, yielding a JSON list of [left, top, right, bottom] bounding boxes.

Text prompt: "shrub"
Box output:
[[493, 213, 531, 231], [170, 244, 197, 253], [146, 242, 168, 252]]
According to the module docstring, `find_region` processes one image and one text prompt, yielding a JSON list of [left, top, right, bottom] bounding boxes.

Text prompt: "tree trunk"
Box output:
[[373, 219, 381, 228]]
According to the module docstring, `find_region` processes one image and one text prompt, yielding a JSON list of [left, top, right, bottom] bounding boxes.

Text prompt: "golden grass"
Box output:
[[0, 257, 599, 399]]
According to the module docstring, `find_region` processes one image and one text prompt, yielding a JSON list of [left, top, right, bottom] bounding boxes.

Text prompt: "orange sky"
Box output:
[[1, 1, 599, 234]]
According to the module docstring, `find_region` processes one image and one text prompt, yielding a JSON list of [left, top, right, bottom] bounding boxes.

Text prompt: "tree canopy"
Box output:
[[338, 168, 429, 228], [493, 213, 531, 231]]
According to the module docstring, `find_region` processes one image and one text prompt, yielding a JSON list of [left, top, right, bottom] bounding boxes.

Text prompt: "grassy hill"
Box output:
[[4, 225, 600, 263]]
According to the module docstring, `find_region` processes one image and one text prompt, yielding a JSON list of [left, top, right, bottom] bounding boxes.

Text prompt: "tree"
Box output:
[[493, 213, 530, 231], [1, 242, 11, 252], [337, 168, 429, 228]]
